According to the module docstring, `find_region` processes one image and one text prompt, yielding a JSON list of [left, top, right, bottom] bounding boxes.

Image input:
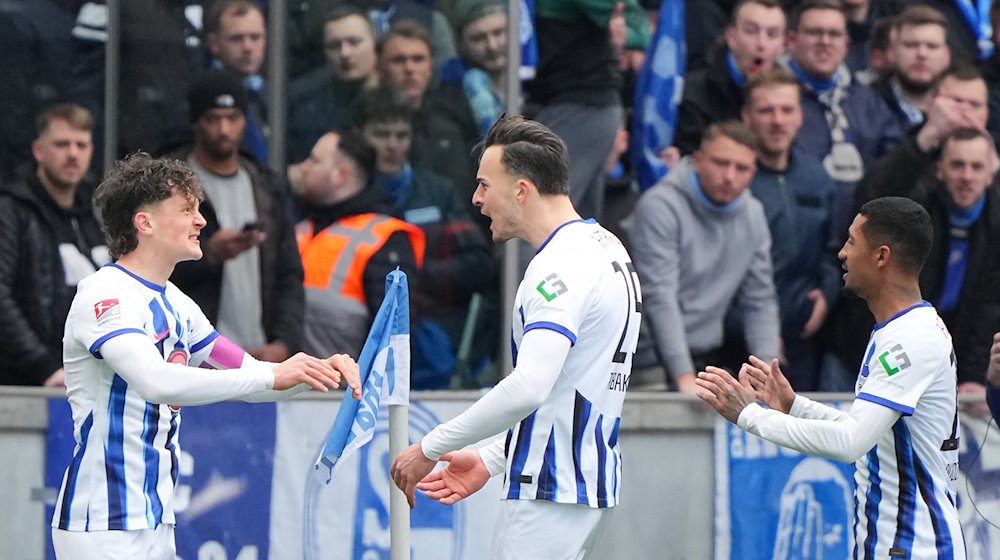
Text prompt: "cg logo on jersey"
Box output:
[[878, 344, 911, 376], [536, 273, 568, 302]]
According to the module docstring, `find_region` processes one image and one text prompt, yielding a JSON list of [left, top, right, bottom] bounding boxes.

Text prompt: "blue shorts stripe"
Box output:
[[105, 374, 129, 530]]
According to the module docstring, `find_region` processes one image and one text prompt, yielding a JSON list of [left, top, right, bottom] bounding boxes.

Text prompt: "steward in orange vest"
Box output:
[[297, 190, 425, 357]]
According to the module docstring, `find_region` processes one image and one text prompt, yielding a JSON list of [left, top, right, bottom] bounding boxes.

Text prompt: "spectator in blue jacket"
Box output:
[[742, 68, 840, 391], [779, 0, 901, 238]]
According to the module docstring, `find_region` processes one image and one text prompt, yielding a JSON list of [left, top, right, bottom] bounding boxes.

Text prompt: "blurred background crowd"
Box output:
[[2, 0, 999, 400]]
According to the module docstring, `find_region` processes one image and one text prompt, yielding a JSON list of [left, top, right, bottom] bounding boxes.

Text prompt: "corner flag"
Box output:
[[312, 268, 411, 484]]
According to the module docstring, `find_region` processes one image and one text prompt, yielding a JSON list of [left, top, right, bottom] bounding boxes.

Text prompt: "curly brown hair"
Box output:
[[94, 153, 204, 260]]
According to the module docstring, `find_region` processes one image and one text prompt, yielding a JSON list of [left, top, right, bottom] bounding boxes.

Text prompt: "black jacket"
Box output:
[[860, 140, 1000, 385], [166, 147, 305, 353], [0, 172, 107, 385], [674, 47, 744, 156]]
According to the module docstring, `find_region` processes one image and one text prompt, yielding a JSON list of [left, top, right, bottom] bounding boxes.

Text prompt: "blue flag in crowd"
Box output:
[[312, 268, 411, 484], [520, 0, 538, 80], [631, 0, 685, 190]]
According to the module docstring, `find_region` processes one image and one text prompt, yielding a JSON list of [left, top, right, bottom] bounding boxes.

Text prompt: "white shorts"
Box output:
[[52, 524, 176, 560], [491, 500, 610, 560]]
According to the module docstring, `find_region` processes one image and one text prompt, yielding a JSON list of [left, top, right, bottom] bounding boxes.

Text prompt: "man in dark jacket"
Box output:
[[862, 127, 1000, 392], [357, 87, 496, 389], [168, 71, 304, 362], [0, 103, 110, 386], [742, 68, 840, 391], [674, 0, 787, 156]]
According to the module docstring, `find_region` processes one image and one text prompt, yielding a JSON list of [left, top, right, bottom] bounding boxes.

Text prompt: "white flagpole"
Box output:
[[389, 405, 411, 560]]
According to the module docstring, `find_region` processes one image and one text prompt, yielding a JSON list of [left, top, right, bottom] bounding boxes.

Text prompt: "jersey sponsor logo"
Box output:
[[535, 273, 568, 302], [877, 343, 911, 376], [94, 298, 120, 320]]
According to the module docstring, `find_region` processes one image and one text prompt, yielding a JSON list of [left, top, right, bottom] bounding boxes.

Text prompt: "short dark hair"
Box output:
[[992, 1, 1000, 37], [730, 0, 783, 26], [36, 103, 93, 136], [336, 131, 377, 185], [701, 121, 760, 153], [940, 62, 983, 84], [324, 5, 375, 36], [940, 127, 992, 154], [377, 19, 432, 57], [858, 196, 932, 276], [744, 67, 801, 106], [205, 0, 263, 35], [483, 115, 570, 196], [353, 86, 416, 127], [894, 5, 947, 34], [95, 154, 204, 260], [789, 0, 844, 32], [868, 15, 896, 53]]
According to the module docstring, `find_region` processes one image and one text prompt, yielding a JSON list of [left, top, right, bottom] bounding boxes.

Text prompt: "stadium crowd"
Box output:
[[2, 0, 1000, 403]]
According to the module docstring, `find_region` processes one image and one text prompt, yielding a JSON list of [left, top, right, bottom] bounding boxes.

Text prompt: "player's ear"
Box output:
[[515, 178, 532, 203], [133, 211, 154, 236]]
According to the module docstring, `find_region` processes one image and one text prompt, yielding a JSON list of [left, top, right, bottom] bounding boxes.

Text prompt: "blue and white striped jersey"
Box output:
[[502, 219, 641, 508], [853, 302, 965, 559], [52, 264, 267, 532]]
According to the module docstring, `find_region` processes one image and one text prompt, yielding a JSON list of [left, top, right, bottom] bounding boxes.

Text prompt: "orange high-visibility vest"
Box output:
[[296, 213, 425, 356]]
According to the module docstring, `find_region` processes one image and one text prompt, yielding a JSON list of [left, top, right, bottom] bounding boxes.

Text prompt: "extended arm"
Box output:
[[738, 398, 899, 463], [422, 328, 571, 458]]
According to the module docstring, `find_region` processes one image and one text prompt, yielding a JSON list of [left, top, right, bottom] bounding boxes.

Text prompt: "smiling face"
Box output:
[[937, 135, 994, 210], [788, 8, 849, 79], [472, 145, 522, 242], [725, 1, 786, 76], [143, 191, 207, 264]]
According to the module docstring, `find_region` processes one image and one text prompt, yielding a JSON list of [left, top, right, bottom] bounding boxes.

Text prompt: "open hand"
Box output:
[[417, 449, 491, 505]]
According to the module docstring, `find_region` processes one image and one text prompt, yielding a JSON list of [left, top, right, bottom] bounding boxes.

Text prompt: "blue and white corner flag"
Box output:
[[631, 0, 685, 190], [312, 268, 411, 484]]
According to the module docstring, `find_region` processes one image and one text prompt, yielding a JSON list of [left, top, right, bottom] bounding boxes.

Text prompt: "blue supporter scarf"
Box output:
[[938, 196, 986, 312], [689, 170, 743, 213], [375, 163, 414, 207], [955, 0, 995, 59], [726, 52, 747, 88], [786, 58, 838, 93]]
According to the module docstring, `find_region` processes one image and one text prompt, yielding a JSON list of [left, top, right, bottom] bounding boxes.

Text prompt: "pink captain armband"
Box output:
[[199, 334, 250, 370]]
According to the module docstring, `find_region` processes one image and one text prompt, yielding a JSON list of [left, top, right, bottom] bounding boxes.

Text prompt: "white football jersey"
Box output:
[[853, 302, 965, 559], [52, 264, 238, 531], [502, 219, 641, 508]]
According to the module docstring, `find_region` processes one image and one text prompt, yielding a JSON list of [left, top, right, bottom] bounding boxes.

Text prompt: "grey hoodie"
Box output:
[[622, 157, 780, 381]]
